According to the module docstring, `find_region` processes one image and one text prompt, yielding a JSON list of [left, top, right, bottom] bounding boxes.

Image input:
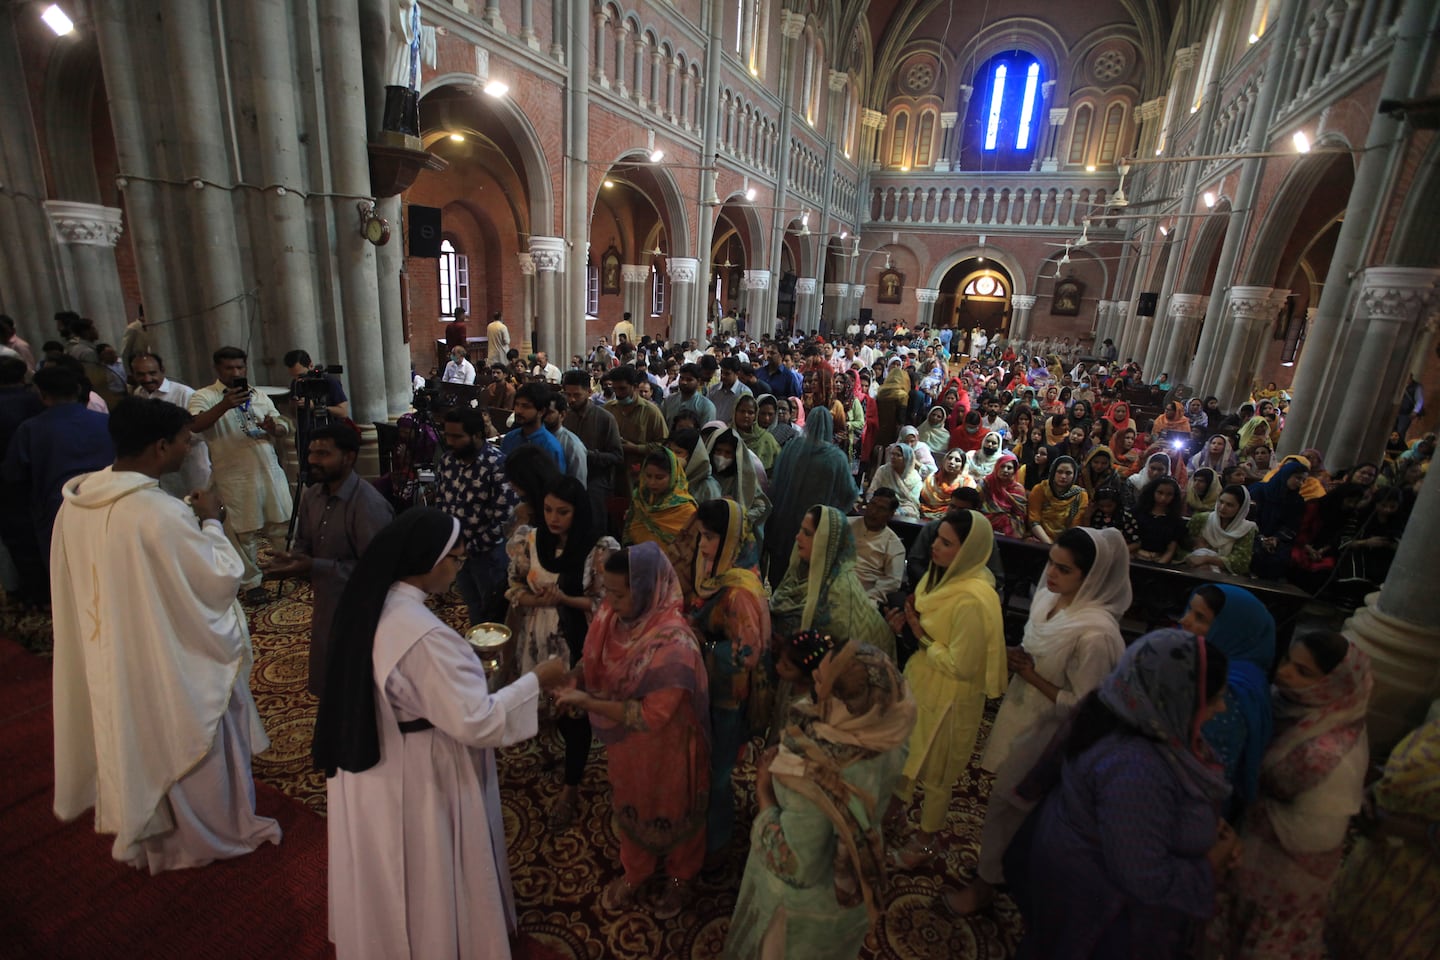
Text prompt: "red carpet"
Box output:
[[0, 640, 332, 960]]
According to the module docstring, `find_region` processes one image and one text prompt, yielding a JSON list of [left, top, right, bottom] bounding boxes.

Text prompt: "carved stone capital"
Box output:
[[861, 109, 886, 131], [794, 277, 817, 295], [44, 201, 124, 247], [1048, 108, 1069, 127], [939, 111, 958, 127], [1357, 267, 1440, 323], [1169, 293, 1208, 319], [621, 264, 650, 284], [828, 70, 848, 92], [1011, 294, 1038, 311], [780, 11, 806, 40], [915, 287, 939, 304], [849, 283, 867, 299], [824, 282, 848, 297], [529, 235, 565, 272], [1174, 45, 1199, 70], [667, 256, 699, 283], [742, 269, 771, 291], [517, 252, 535, 275], [1227, 285, 1279, 322], [1137, 97, 1166, 120]]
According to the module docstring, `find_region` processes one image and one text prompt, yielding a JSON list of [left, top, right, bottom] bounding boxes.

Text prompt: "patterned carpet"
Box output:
[[10, 584, 1024, 959]]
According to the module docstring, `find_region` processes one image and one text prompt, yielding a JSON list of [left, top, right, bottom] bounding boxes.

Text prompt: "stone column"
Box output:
[[1345, 466, 1440, 750], [43, 202, 127, 344], [742, 270, 771, 335], [691, 0, 724, 346], [861, 109, 886, 170], [529, 237, 565, 359], [621, 264, 649, 341], [761, 10, 805, 328], [1010, 294, 1037, 340], [948, 86, 974, 171], [824, 283, 848, 334], [914, 287, 939, 329], [794, 277, 818, 333], [1093, 300, 1113, 345], [1135, 97, 1166, 156], [564, 0, 591, 366], [666, 257, 699, 344], [1327, 268, 1440, 466], [517, 252, 536, 353], [1158, 293, 1208, 386], [1211, 287, 1283, 411], [372, 195, 412, 416], [483, 0, 505, 31], [935, 112, 958, 170], [1031, 80, 1057, 171], [1039, 108, 1069, 172], [1110, 303, 1131, 358]]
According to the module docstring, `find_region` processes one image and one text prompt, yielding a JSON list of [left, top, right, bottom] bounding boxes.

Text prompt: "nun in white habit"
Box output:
[[315, 508, 568, 960]]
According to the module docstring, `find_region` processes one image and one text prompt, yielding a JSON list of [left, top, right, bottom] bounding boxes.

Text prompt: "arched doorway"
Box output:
[[938, 259, 1012, 351], [588, 154, 688, 344]]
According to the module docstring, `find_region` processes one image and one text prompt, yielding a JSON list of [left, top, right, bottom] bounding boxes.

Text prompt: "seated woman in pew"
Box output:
[[1026, 456, 1088, 545], [1182, 484, 1258, 577], [1132, 476, 1187, 564]]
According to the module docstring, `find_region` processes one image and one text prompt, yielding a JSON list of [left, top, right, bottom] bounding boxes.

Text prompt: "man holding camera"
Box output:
[[284, 349, 349, 420], [189, 346, 292, 604]]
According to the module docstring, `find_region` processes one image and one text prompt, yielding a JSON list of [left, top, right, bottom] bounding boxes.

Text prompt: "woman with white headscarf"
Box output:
[[317, 508, 569, 959], [1182, 483, 1259, 576], [964, 430, 1006, 483], [942, 526, 1132, 916], [898, 424, 938, 479], [868, 442, 923, 519]]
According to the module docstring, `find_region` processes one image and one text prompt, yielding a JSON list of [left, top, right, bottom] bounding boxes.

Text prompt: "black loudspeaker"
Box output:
[[409, 205, 442, 258], [1137, 292, 1159, 317]]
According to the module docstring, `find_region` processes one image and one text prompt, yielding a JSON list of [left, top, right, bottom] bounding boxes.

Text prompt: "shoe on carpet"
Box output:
[[245, 586, 270, 605]]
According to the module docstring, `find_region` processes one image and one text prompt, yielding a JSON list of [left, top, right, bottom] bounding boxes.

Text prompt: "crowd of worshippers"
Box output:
[[15, 304, 1437, 960]]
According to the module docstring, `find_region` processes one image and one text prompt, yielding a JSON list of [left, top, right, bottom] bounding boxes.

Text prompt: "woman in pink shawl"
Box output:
[[980, 452, 1029, 537], [558, 541, 711, 912]]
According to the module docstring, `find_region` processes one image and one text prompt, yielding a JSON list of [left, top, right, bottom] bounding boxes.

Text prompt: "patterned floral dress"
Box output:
[[504, 526, 618, 674]]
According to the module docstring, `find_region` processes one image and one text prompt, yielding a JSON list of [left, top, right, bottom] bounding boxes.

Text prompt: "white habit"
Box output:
[[51, 467, 281, 871], [328, 582, 542, 960]]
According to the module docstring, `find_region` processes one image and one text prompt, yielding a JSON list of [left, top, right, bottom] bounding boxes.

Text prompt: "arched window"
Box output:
[[889, 110, 910, 167], [438, 239, 469, 319], [1098, 102, 1126, 165], [1192, 6, 1226, 111], [962, 274, 1007, 297], [586, 262, 599, 317], [651, 263, 667, 316], [735, 0, 766, 75], [960, 52, 1044, 171], [1248, 0, 1273, 42], [1067, 104, 1093, 166], [915, 111, 936, 167], [843, 80, 859, 158]]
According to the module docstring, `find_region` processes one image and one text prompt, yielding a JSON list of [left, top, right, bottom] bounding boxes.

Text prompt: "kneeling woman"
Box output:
[[317, 509, 569, 959], [724, 633, 917, 960], [556, 542, 711, 912], [891, 510, 1007, 866]]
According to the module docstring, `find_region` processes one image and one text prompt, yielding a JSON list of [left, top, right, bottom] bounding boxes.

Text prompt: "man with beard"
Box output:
[[435, 406, 518, 624], [499, 382, 566, 471], [264, 424, 393, 696], [561, 369, 622, 530], [130, 352, 211, 498]]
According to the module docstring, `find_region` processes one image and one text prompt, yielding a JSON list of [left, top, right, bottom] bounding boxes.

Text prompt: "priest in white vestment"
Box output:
[[51, 396, 281, 873], [314, 508, 569, 960]]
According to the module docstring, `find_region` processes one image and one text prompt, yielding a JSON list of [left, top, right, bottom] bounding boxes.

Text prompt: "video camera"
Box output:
[[294, 364, 344, 404]]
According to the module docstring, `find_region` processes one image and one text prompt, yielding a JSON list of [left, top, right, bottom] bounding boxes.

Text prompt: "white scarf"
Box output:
[[1021, 527, 1132, 660], [1198, 486, 1257, 557]]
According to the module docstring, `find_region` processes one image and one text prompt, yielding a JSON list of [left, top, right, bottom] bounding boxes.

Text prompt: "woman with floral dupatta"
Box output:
[[1213, 631, 1372, 959], [557, 542, 711, 912], [686, 499, 771, 869], [890, 510, 1006, 867], [980, 452, 1029, 537], [723, 636, 917, 960], [623, 448, 698, 549]]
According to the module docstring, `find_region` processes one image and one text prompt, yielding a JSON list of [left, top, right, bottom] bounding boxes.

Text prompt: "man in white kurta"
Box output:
[[187, 347, 293, 597], [51, 397, 281, 872], [130, 352, 211, 497]]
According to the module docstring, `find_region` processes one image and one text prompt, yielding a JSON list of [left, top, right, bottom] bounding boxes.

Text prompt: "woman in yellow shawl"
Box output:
[[1238, 415, 1274, 453], [623, 448, 698, 548], [889, 509, 1006, 866], [874, 365, 911, 452], [1263, 450, 1331, 501]]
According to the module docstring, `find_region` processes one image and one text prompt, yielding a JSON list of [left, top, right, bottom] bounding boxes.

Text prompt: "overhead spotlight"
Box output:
[[649, 149, 665, 163], [1159, 224, 1169, 236], [1085, 165, 1097, 173], [899, 166, 910, 172], [483, 79, 508, 98], [1249, 32, 1260, 43], [1281, 360, 1294, 367], [840, 229, 849, 240], [1203, 191, 1217, 208], [1292, 130, 1312, 153], [745, 187, 757, 202], [603, 179, 615, 188], [800, 209, 810, 228], [449, 133, 465, 142], [41, 4, 73, 35]]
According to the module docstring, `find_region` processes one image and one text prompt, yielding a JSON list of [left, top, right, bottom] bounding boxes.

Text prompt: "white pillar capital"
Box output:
[[44, 201, 124, 247], [1047, 108, 1069, 127], [517, 252, 535, 276], [939, 111, 958, 127], [828, 69, 848, 92], [779, 10, 806, 39], [1011, 294, 1038, 310], [861, 109, 886, 131], [666, 256, 699, 283], [529, 236, 566, 272], [848, 283, 867, 299], [741, 269, 771, 290], [1357, 266, 1440, 322], [794, 277, 817, 295], [1227, 285, 1279, 321], [914, 287, 939, 304], [620, 264, 650, 284], [824, 282, 848, 297], [1169, 293, 1209, 319]]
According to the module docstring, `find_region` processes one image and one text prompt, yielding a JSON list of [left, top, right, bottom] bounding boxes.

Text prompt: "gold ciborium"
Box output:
[[464, 622, 512, 678]]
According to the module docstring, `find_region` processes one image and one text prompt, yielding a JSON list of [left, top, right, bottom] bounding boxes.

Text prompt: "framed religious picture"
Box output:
[[878, 268, 904, 304], [1051, 275, 1084, 316], [601, 245, 622, 295]]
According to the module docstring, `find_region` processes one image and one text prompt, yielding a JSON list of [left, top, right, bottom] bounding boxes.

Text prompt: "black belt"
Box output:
[[397, 718, 434, 734]]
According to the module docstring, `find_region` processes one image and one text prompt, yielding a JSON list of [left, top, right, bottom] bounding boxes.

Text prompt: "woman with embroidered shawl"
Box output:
[[874, 366, 911, 451], [723, 638, 917, 960], [1027, 455, 1089, 543], [1184, 484, 1258, 576], [770, 505, 896, 660], [624, 448, 699, 549], [868, 443, 923, 519], [1151, 400, 1192, 443], [980, 452, 1029, 537], [732, 394, 781, 474], [1079, 445, 1121, 498], [1180, 585, 1275, 821], [556, 541, 711, 911], [504, 477, 621, 827], [686, 499, 771, 867], [944, 527, 1131, 916], [919, 405, 952, 456], [1185, 467, 1220, 516], [763, 394, 800, 448], [1327, 704, 1440, 959], [1214, 632, 1372, 959], [890, 510, 1006, 866], [1044, 412, 1069, 446], [670, 427, 721, 504], [920, 449, 972, 518], [768, 409, 861, 584], [1006, 629, 1236, 960]]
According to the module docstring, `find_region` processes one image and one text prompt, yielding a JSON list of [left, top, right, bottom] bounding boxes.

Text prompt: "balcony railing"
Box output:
[[865, 171, 1122, 230]]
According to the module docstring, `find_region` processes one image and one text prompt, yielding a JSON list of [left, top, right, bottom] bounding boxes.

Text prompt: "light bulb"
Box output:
[[42, 5, 74, 35], [1292, 131, 1311, 153], [482, 80, 509, 98]]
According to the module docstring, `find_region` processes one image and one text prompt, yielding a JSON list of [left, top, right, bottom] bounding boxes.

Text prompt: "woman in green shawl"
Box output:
[[767, 408, 860, 585], [770, 505, 896, 660], [732, 393, 781, 473]]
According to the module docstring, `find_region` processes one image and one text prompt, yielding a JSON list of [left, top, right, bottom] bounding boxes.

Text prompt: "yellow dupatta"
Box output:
[[913, 511, 1006, 699], [624, 447, 698, 546]]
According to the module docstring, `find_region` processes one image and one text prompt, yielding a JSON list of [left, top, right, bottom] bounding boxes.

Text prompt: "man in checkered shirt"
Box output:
[[434, 406, 518, 625]]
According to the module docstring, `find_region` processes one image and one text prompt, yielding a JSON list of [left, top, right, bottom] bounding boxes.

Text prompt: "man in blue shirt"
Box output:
[[659, 363, 717, 428], [499, 382, 566, 471]]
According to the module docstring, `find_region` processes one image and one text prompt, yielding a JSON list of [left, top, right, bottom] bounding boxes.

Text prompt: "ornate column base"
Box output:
[[1344, 592, 1440, 752]]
